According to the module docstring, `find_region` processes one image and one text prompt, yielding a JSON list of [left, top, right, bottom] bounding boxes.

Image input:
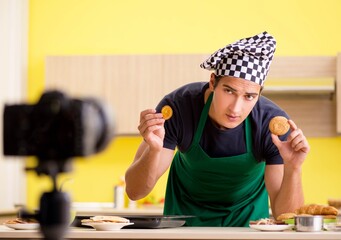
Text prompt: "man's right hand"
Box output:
[[126, 109, 173, 200], [138, 109, 165, 151]]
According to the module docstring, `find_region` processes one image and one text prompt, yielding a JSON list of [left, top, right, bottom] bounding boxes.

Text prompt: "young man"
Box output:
[[125, 32, 310, 226]]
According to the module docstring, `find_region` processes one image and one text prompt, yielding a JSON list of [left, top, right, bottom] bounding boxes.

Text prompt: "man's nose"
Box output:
[[228, 97, 243, 113]]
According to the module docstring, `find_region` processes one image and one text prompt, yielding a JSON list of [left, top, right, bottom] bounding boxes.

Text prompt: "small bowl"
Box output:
[[295, 215, 323, 232], [337, 215, 341, 224]]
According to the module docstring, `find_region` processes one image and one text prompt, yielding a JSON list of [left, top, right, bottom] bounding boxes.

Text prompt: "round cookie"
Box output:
[[269, 116, 290, 136], [161, 105, 173, 120]]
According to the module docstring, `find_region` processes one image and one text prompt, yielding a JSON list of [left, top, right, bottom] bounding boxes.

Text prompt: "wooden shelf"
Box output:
[[263, 85, 335, 95]]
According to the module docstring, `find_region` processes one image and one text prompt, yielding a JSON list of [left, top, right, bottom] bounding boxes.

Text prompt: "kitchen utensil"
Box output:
[[295, 215, 323, 232]]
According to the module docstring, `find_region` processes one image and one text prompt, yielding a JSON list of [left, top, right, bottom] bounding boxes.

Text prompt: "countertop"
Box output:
[[72, 202, 164, 216], [1, 226, 341, 240], [75, 207, 163, 216], [0, 209, 16, 215]]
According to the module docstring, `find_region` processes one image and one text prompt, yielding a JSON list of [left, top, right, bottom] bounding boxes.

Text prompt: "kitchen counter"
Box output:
[[72, 202, 163, 216], [0, 209, 17, 224], [75, 207, 163, 217], [1, 226, 341, 240]]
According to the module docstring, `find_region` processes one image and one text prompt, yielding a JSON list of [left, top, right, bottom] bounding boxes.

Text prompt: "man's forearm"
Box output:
[[272, 167, 304, 218], [125, 146, 162, 200]]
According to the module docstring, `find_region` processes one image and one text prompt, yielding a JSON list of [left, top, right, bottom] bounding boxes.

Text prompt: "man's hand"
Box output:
[[271, 119, 310, 170], [138, 109, 165, 151]]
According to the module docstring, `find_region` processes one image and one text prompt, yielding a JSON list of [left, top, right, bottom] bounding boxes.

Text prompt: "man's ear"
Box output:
[[259, 86, 264, 95], [209, 73, 216, 90]]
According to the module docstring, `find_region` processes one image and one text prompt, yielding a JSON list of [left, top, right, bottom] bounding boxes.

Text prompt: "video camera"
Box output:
[[3, 90, 115, 239]]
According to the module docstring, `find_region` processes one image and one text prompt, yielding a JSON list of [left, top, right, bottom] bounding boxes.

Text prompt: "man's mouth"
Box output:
[[226, 114, 239, 121]]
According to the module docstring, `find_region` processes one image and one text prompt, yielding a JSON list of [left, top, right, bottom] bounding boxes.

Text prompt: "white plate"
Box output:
[[4, 223, 40, 230], [82, 222, 134, 231], [324, 223, 341, 231], [249, 224, 293, 231]]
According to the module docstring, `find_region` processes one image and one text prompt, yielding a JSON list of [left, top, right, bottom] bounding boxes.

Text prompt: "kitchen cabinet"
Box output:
[[45, 54, 341, 137]]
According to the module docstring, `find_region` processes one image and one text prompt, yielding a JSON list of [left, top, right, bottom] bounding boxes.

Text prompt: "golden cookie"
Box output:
[[161, 105, 173, 120], [269, 116, 290, 136]]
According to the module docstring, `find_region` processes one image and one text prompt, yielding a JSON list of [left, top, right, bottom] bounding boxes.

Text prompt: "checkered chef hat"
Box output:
[[200, 31, 276, 86]]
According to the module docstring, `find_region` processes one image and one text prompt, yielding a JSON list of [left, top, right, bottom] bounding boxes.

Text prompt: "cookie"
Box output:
[[161, 105, 173, 120], [269, 116, 290, 136], [83, 215, 130, 223]]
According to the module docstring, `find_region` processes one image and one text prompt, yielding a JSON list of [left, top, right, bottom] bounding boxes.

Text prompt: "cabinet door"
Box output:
[[45, 55, 209, 135], [45, 54, 338, 137]]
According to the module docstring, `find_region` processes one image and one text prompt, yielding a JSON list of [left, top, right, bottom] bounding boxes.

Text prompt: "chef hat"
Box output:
[[200, 31, 276, 86]]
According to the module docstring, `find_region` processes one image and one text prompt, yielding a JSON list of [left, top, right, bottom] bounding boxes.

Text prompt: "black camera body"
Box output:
[[3, 90, 114, 162], [3, 90, 115, 240]]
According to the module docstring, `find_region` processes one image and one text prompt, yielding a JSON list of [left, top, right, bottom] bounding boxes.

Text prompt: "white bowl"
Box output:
[[82, 222, 133, 231], [4, 223, 40, 230]]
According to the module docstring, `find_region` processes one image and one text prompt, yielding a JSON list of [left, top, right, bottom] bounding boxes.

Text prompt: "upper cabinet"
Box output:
[[45, 54, 341, 137]]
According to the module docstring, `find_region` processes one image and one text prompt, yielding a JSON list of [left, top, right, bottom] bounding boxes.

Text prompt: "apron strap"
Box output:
[[192, 92, 213, 144], [244, 115, 252, 154]]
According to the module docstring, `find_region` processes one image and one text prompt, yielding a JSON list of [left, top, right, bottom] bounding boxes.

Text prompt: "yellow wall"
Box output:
[[27, 0, 341, 209]]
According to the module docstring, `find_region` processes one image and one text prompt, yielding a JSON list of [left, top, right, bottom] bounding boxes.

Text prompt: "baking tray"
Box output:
[[72, 215, 195, 229]]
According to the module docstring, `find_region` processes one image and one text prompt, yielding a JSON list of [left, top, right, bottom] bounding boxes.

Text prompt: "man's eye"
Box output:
[[246, 95, 255, 100], [225, 89, 233, 94]]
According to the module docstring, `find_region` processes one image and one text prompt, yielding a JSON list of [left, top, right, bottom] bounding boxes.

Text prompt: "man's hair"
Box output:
[[212, 75, 223, 88], [212, 75, 264, 93]]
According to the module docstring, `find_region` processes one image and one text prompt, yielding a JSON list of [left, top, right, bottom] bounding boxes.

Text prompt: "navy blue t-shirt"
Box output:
[[156, 82, 290, 165]]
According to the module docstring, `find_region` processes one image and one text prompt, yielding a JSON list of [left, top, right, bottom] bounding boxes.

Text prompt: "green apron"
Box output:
[[163, 93, 269, 227]]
